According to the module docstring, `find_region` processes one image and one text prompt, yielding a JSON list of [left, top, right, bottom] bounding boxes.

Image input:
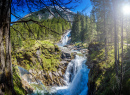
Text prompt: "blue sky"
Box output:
[[72, 0, 92, 14], [11, 0, 92, 22]]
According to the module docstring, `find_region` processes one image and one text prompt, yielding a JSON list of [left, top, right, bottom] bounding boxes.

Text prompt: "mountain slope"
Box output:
[[23, 6, 75, 21]]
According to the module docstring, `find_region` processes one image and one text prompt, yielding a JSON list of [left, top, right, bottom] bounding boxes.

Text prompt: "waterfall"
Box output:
[[23, 30, 90, 95], [49, 30, 90, 95], [64, 55, 86, 85], [61, 30, 71, 46], [54, 55, 90, 95]]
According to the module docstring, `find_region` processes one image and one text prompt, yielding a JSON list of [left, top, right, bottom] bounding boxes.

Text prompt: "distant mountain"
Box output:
[[23, 6, 75, 21]]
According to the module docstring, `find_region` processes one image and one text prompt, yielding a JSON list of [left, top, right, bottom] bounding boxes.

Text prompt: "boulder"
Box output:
[[61, 52, 71, 59], [80, 49, 88, 54]]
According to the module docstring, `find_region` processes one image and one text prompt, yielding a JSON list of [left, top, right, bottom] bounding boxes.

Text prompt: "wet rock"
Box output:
[[60, 61, 68, 64], [64, 58, 71, 62], [71, 52, 77, 58], [64, 45, 68, 47], [61, 52, 71, 59], [80, 49, 88, 54], [67, 37, 71, 44], [21, 79, 34, 94]]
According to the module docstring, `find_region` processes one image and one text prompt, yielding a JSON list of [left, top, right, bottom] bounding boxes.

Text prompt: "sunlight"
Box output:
[[123, 5, 130, 15]]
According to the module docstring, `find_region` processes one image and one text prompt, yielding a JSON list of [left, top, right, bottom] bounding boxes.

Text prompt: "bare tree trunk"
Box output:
[[120, 14, 124, 95], [126, 18, 128, 50], [103, 0, 107, 60], [0, 0, 15, 94], [113, 0, 118, 77]]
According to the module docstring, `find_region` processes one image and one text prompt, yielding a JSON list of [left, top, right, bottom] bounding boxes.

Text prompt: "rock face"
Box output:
[[28, 64, 68, 86], [23, 6, 75, 21]]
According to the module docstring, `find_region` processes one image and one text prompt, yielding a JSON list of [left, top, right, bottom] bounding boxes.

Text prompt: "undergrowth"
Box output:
[[88, 42, 130, 95]]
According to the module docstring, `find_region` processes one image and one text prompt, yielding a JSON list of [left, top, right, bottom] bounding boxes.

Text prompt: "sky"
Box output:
[[11, 0, 92, 22], [72, 0, 92, 14]]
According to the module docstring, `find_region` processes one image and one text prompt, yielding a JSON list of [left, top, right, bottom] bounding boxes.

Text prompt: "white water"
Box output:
[[18, 66, 47, 94], [58, 30, 71, 46], [18, 30, 89, 95], [49, 30, 90, 95], [64, 55, 86, 85], [54, 55, 90, 95]]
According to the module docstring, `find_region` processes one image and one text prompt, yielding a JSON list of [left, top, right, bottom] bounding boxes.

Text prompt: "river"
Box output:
[[19, 30, 90, 95]]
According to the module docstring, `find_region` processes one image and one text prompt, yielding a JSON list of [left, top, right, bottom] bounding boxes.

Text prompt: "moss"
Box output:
[[74, 42, 88, 49], [13, 65, 27, 95], [12, 40, 61, 76]]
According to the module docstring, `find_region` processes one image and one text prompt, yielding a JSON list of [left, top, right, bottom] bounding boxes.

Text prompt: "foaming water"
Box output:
[[19, 30, 89, 95], [53, 55, 89, 95], [50, 30, 90, 95], [58, 30, 71, 46], [62, 31, 71, 46], [18, 66, 47, 94]]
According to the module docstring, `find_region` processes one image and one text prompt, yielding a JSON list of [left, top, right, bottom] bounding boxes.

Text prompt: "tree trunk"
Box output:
[[0, 0, 15, 94], [120, 14, 124, 95], [113, 0, 118, 77], [126, 18, 128, 50], [103, 0, 107, 60]]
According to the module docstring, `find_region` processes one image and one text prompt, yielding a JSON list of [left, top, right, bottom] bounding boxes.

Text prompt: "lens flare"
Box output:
[[123, 5, 130, 15]]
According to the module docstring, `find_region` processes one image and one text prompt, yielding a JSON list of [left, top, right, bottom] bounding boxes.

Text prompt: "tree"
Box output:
[[80, 15, 86, 42], [71, 12, 81, 42]]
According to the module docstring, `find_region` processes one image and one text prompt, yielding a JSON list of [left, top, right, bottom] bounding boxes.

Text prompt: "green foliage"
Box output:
[[11, 17, 71, 51], [71, 13, 97, 43], [12, 40, 61, 72], [88, 43, 130, 95], [13, 65, 27, 95]]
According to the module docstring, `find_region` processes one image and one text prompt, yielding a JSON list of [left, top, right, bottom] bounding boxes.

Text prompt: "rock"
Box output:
[[80, 49, 88, 54], [49, 72, 53, 80], [58, 70, 62, 76], [71, 52, 77, 58], [21, 78, 34, 94], [67, 37, 71, 44], [62, 58, 71, 62], [64, 45, 68, 47], [60, 61, 68, 64], [53, 71, 59, 76], [61, 52, 71, 59]]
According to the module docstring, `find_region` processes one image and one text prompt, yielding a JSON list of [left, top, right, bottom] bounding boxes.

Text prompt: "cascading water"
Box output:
[[49, 30, 90, 95], [64, 55, 86, 84], [20, 30, 89, 95], [53, 54, 89, 95], [18, 66, 47, 94], [60, 30, 71, 46]]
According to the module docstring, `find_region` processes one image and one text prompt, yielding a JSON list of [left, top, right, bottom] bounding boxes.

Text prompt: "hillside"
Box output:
[[23, 6, 75, 21]]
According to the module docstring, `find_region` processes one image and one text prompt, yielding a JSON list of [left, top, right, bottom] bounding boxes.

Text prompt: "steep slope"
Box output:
[[23, 6, 75, 21]]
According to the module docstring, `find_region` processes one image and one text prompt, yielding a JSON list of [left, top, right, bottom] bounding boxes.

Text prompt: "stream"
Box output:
[[18, 30, 90, 95]]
